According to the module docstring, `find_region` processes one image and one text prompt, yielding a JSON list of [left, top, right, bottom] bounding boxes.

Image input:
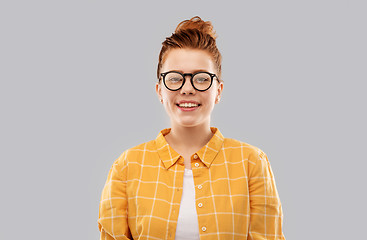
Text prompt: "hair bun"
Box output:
[[175, 16, 217, 39]]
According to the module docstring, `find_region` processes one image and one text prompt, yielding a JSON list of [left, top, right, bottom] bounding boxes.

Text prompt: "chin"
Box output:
[[175, 117, 207, 128], [178, 122, 201, 128]]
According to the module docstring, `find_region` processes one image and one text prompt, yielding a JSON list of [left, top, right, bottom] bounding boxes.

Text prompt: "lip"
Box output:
[[176, 100, 201, 112], [176, 100, 201, 105]]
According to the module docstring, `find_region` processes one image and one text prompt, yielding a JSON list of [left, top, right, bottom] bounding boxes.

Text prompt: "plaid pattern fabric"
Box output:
[[98, 127, 285, 240]]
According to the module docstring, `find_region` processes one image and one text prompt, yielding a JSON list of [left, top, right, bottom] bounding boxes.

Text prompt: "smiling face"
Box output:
[[156, 48, 223, 128]]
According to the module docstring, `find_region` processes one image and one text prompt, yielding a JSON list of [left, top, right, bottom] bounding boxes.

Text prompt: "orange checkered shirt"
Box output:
[[98, 127, 285, 239]]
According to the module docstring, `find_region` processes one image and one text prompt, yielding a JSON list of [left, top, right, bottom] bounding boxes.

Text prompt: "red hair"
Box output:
[[157, 16, 222, 80]]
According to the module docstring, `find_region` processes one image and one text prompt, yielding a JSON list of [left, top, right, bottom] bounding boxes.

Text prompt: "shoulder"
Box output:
[[115, 138, 158, 166], [222, 137, 267, 164]]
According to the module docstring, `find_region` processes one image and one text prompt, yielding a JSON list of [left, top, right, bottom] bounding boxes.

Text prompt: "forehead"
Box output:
[[161, 48, 215, 73]]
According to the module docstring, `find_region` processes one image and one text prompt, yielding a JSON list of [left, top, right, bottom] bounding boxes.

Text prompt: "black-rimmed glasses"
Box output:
[[160, 71, 219, 91]]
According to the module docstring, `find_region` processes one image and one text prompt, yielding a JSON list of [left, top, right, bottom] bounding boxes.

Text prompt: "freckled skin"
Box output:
[[156, 48, 223, 128]]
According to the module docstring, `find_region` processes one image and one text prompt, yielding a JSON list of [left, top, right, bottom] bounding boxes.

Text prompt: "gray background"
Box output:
[[1, 0, 366, 239]]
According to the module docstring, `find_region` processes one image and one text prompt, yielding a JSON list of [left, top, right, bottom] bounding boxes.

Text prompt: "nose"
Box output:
[[180, 76, 195, 95]]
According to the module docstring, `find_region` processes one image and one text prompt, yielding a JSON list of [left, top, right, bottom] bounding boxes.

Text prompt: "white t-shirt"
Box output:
[[175, 168, 200, 240]]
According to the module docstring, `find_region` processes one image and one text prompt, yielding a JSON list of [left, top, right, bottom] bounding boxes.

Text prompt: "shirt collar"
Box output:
[[155, 127, 224, 169]]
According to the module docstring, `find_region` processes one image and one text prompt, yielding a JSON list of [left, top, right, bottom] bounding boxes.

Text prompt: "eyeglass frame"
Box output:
[[159, 71, 220, 92]]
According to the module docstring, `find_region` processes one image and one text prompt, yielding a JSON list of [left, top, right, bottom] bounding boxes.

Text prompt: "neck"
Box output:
[[167, 121, 214, 151]]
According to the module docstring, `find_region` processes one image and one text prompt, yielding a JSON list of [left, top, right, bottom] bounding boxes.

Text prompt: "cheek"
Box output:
[[206, 92, 217, 104], [162, 92, 176, 106]]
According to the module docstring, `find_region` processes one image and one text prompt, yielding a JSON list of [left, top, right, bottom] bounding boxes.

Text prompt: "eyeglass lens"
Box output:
[[164, 72, 212, 91]]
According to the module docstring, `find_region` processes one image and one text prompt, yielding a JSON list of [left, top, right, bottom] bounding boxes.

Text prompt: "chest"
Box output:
[[181, 154, 194, 169], [126, 160, 250, 238]]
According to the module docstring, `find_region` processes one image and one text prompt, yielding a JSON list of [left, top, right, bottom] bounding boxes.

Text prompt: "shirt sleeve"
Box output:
[[248, 149, 285, 240], [98, 152, 132, 240]]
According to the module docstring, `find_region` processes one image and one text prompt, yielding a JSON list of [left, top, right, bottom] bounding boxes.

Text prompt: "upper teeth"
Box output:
[[179, 103, 198, 107]]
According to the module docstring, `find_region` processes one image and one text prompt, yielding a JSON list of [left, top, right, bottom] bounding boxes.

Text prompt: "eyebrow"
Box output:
[[169, 69, 209, 74]]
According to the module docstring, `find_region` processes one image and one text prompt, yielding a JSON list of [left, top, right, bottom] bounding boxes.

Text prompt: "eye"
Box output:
[[195, 77, 210, 83], [165, 72, 183, 83], [167, 77, 183, 82], [193, 73, 211, 84]]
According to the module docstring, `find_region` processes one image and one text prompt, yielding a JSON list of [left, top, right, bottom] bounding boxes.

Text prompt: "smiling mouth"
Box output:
[[176, 103, 201, 108]]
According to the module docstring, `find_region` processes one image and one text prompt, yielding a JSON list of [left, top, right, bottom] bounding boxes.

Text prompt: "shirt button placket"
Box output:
[[193, 153, 206, 234]]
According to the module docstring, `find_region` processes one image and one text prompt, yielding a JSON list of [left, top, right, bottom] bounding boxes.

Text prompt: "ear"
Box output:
[[156, 82, 162, 102], [215, 81, 224, 104]]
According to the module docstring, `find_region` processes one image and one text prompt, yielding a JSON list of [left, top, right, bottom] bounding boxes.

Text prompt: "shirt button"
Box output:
[[201, 226, 207, 232], [197, 185, 202, 189], [198, 203, 203, 208], [193, 154, 198, 159], [194, 163, 200, 167]]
